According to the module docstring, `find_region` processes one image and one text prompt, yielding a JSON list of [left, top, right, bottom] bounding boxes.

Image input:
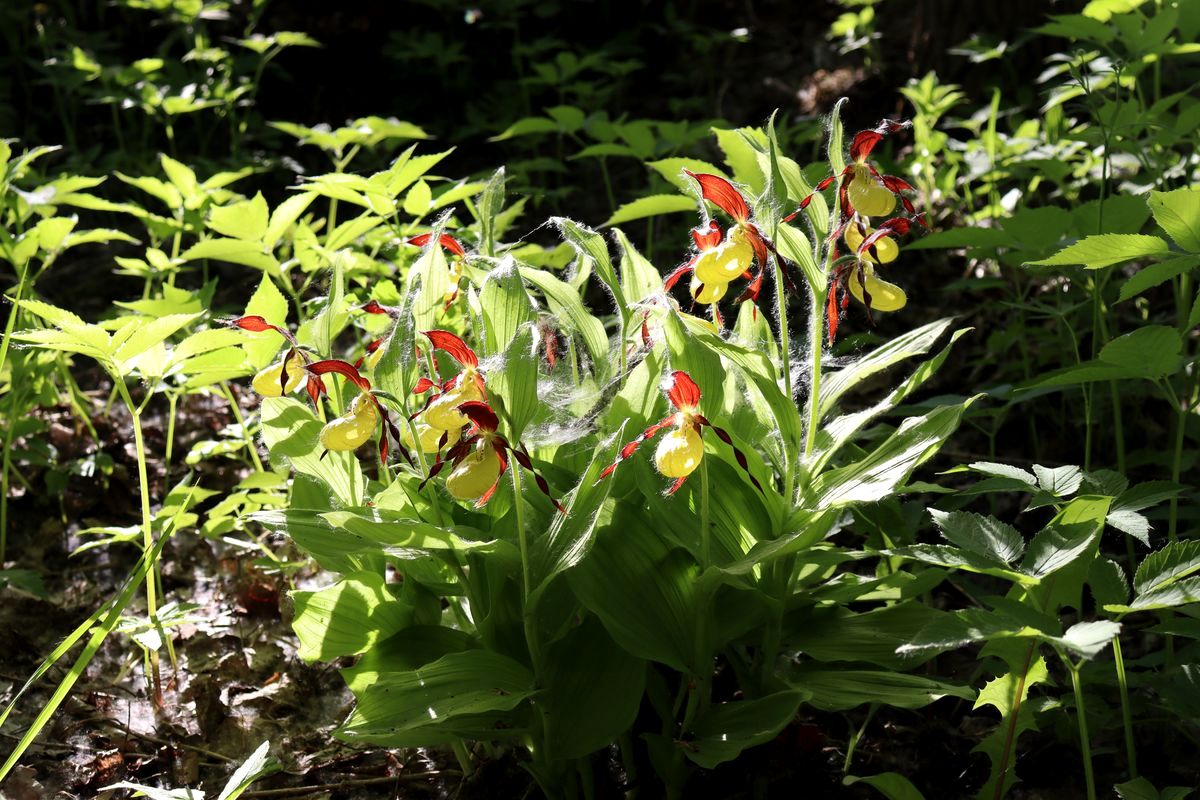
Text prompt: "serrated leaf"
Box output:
[[1149, 187, 1200, 252], [1118, 255, 1199, 302], [930, 510, 1024, 563], [241, 274, 290, 369], [208, 193, 269, 241], [1025, 234, 1169, 269], [1135, 540, 1200, 594], [182, 238, 281, 276], [1032, 463, 1083, 496]]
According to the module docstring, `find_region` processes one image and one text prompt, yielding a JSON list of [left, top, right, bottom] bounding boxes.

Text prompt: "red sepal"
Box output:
[[423, 330, 479, 367], [409, 233, 467, 259], [849, 130, 883, 162], [229, 315, 276, 333], [666, 370, 701, 411], [413, 377, 437, 394], [361, 300, 395, 316], [457, 400, 499, 433], [663, 262, 694, 291], [685, 171, 750, 224], [690, 220, 723, 251], [304, 359, 372, 392]]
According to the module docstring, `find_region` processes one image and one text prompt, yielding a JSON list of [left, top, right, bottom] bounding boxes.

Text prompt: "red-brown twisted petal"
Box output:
[[665, 476, 688, 495], [826, 283, 840, 344], [304, 359, 372, 392], [685, 171, 751, 224], [696, 415, 765, 494], [424, 329, 479, 367], [229, 315, 277, 333], [666, 370, 701, 410], [595, 413, 679, 483], [510, 447, 566, 513]]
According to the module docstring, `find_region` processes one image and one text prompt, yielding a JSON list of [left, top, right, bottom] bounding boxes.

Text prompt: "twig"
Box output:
[[239, 771, 461, 797]]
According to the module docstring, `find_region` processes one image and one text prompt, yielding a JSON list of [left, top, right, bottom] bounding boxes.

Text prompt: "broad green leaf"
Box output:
[[477, 167, 505, 257], [260, 398, 365, 506], [818, 317, 956, 420], [711, 126, 766, 193], [479, 257, 535, 357], [407, 236, 451, 332], [811, 397, 977, 508], [489, 324, 538, 440], [292, 571, 413, 661], [788, 666, 973, 711], [613, 228, 664, 306], [1149, 187, 1200, 252], [208, 193, 269, 241], [1060, 620, 1121, 659], [339, 650, 535, 746], [114, 313, 201, 368], [570, 511, 698, 672], [684, 691, 804, 769], [1025, 234, 1169, 269], [1109, 576, 1200, 612], [843, 773, 927, 800], [1099, 325, 1182, 375], [1033, 463, 1083, 496], [264, 192, 317, 249], [788, 602, 948, 669], [1118, 256, 1199, 302], [775, 222, 824, 293], [554, 217, 627, 319], [972, 638, 1049, 800], [603, 194, 695, 226], [489, 116, 560, 141], [542, 616, 645, 760], [905, 227, 1014, 250], [647, 157, 728, 192], [528, 429, 622, 605], [402, 179, 432, 217]]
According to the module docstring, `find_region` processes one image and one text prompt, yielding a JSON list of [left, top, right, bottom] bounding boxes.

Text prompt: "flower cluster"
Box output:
[[663, 172, 784, 327], [789, 118, 926, 342]]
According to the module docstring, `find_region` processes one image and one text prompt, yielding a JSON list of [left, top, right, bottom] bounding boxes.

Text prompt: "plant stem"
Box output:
[[803, 287, 824, 461], [1068, 662, 1097, 800], [115, 379, 161, 702], [219, 382, 264, 472], [1112, 634, 1137, 779]]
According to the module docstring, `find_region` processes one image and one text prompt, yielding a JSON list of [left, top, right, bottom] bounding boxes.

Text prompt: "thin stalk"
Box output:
[[513, 465, 551, 764], [164, 392, 179, 478], [114, 380, 162, 703], [843, 703, 879, 774], [219, 382, 264, 472], [1068, 662, 1097, 800], [1112, 635, 1137, 779], [0, 264, 30, 378], [1162, 380, 1187, 543]]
